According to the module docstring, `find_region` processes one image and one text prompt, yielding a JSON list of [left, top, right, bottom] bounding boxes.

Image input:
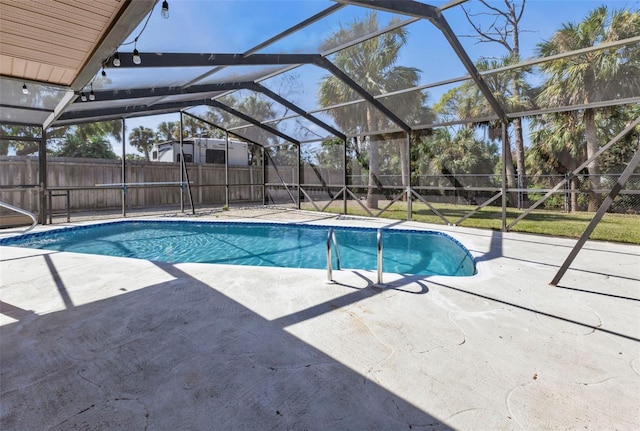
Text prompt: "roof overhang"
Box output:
[[0, 0, 157, 127]]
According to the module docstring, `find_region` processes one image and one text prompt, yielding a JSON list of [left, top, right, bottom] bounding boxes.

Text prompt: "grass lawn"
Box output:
[[303, 200, 640, 245]]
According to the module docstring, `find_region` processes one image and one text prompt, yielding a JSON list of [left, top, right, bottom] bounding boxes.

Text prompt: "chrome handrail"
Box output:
[[0, 201, 38, 233], [377, 228, 383, 285], [331, 229, 342, 270], [326, 227, 342, 282]]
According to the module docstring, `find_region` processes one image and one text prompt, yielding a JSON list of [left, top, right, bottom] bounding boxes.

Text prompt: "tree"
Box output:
[[128, 126, 156, 161], [317, 13, 426, 209], [0, 124, 44, 155], [74, 121, 123, 145], [156, 121, 179, 141], [598, 104, 640, 174], [209, 93, 279, 169], [458, 0, 532, 206], [528, 111, 585, 212], [54, 133, 118, 159], [528, 104, 640, 212], [418, 127, 499, 203], [435, 56, 535, 205], [181, 116, 214, 138], [536, 6, 640, 210]]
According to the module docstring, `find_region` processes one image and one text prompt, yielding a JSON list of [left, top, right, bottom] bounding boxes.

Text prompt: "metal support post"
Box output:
[[551, 144, 640, 286], [262, 146, 267, 205], [343, 138, 348, 215], [121, 119, 127, 217], [38, 128, 47, 224], [179, 114, 184, 212], [501, 122, 507, 231], [406, 133, 412, 221], [225, 132, 230, 208], [297, 143, 302, 210]]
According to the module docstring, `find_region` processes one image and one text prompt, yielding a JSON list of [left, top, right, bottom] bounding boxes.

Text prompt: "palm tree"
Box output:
[[156, 121, 178, 141], [435, 56, 535, 206], [418, 127, 499, 203], [55, 133, 118, 159], [318, 13, 425, 209], [128, 126, 156, 161], [528, 111, 586, 212], [181, 116, 211, 138], [210, 93, 279, 169], [536, 6, 640, 211]]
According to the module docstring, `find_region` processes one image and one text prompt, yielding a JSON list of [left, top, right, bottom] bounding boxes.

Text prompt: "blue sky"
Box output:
[[114, 0, 639, 155]]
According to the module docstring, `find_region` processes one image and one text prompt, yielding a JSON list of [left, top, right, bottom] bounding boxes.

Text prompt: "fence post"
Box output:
[[564, 173, 570, 213]]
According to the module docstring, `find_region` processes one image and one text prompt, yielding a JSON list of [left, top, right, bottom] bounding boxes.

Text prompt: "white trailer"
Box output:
[[151, 138, 249, 165]]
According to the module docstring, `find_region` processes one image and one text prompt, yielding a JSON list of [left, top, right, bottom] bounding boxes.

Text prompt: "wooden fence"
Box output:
[[1, 156, 352, 217], [0, 157, 266, 214]]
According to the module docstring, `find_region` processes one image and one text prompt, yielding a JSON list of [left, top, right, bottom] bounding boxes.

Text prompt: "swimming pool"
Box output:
[[0, 220, 476, 277]]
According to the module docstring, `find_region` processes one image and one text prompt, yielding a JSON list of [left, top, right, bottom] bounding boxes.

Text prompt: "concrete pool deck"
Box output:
[[1, 208, 639, 430]]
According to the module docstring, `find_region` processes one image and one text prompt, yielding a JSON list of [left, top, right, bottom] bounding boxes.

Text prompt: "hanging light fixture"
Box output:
[[132, 48, 141, 65], [161, 0, 169, 19], [80, 93, 88, 102], [22, 84, 29, 94], [132, 38, 141, 65], [113, 52, 121, 67], [89, 84, 95, 101], [101, 68, 107, 77]]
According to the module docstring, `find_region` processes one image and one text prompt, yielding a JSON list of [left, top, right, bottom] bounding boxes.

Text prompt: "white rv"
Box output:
[[151, 138, 249, 165]]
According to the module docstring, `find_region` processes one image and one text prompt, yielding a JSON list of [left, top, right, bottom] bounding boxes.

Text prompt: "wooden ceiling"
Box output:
[[0, 0, 149, 88]]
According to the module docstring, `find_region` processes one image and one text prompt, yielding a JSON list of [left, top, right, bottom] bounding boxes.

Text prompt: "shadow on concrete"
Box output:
[[427, 280, 640, 343], [555, 285, 640, 302], [472, 230, 639, 284], [43, 253, 74, 309], [1, 259, 451, 430]]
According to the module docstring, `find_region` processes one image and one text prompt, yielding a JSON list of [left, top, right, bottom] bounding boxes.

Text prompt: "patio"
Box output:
[[1, 208, 638, 430]]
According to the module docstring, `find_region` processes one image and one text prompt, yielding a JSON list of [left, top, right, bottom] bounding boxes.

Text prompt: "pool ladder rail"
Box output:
[[0, 201, 38, 233], [326, 227, 384, 286], [326, 227, 342, 282]]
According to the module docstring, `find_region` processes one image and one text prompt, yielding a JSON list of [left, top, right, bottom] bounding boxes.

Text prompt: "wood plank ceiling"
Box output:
[[0, 0, 128, 87]]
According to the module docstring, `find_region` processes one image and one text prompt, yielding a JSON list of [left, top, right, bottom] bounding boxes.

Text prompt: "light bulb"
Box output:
[[132, 49, 141, 65], [113, 52, 121, 67], [161, 0, 169, 19], [89, 90, 95, 101], [80, 93, 87, 102], [22, 84, 28, 94]]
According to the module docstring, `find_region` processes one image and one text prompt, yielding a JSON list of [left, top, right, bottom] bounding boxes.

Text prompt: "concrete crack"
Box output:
[[446, 407, 485, 421], [568, 294, 603, 335], [577, 376, 616, 386], [631, 358, 640, 377], [505, 366, 540, 431], [347, 307, 395, 380], [446, 310, 467, 346], [77, 367, 102, 390], [505, 384, 529, 431]]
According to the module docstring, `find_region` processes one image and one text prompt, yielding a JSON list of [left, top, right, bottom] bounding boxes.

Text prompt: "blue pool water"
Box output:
[[0, 221, 476, 276]]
